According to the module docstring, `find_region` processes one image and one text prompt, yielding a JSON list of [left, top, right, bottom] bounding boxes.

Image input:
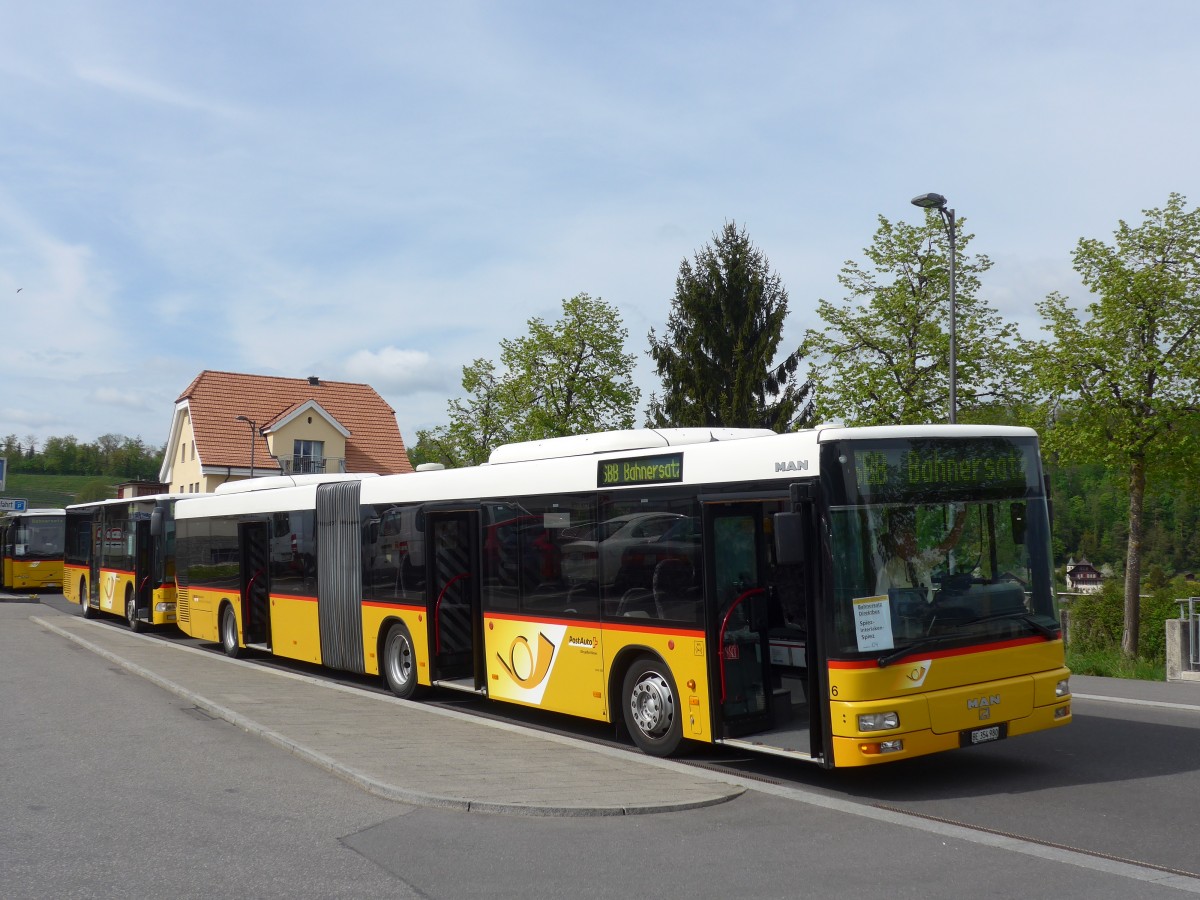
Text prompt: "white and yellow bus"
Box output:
[[1, 509, 66, 591], [174, 425, 1071, 767], [65, 495, 190, 630]]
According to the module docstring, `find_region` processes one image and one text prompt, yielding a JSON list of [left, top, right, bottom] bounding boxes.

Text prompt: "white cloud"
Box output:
[[344, 347, 447, 394], [4, 2, 1200, 449]]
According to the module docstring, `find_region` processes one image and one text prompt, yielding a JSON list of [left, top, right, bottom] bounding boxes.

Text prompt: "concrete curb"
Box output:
[[34, 615, 744, 817]]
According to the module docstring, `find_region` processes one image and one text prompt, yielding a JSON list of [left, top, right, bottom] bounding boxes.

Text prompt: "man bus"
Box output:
[[173, 425, 1070, 767]]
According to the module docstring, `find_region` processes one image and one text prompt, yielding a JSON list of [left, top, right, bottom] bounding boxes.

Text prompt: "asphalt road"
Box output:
[[10, 592, 1200, 898]]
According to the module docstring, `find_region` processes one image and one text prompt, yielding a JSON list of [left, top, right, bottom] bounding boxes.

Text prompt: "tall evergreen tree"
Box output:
[[646, 222, 813, 431]]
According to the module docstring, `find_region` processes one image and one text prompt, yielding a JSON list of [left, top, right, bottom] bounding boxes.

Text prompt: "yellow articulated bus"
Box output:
[[1, 509, 66, 591], [174, 425, 1071, 767], [65, 495, 190, 631]]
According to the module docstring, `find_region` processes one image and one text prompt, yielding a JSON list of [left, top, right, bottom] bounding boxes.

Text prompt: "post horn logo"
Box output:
[[497, 632, 557, 689]]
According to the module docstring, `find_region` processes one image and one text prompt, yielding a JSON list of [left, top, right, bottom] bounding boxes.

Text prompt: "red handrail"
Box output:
[[718, 587, 765, 703], [434, 572, 471, 653]]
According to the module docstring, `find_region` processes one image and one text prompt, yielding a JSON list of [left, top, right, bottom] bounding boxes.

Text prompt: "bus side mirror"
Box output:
[[1010, 503, 1026, 545], [773, 512, 805, 566], [150, 508, 163, 538]]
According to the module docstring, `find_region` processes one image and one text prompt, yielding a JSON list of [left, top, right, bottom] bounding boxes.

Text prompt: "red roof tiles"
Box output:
[[178, 370, 412, 475]]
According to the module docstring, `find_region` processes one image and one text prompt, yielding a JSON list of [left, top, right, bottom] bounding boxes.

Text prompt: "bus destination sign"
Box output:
[[598, 453, 684, 488], [851, 439, 1036, 502]]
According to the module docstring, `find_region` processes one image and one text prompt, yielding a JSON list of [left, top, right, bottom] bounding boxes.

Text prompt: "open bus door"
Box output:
[[425, 509, 483, 693], [705, 490, 824, 761], [239, 521, 271, 648], [705, 501, 774, 737], [129, 519, 152, 631]]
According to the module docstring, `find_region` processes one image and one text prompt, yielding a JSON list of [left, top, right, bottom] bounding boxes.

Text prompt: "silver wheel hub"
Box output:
[[629, 673, 674, 737], [389, 638, 413, 685]]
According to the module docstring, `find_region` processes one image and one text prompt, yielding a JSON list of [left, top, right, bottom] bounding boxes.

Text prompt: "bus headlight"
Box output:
[[858, 711, 900, 732], [155, 602, 176, 613], [1055, 678, 1070, 698]]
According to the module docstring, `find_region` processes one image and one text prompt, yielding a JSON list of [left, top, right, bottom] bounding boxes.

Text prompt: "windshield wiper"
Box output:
[[961, 611, 1059, 639], [876, 635, 957, 668]]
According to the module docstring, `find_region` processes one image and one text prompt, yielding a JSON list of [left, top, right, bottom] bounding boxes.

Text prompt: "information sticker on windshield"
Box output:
[[853, 595, 894, 652]]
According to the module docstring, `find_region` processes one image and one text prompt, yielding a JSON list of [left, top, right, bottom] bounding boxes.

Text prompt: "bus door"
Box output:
[[704, 502, 774, 738], [133, 519, 153, 624], [425, 510, 482, 692], [239, 521, 271, 648], [88, 517, 104, 606]]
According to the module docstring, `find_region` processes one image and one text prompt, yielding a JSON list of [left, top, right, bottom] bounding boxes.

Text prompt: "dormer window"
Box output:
[[293, 440, 325, 474]]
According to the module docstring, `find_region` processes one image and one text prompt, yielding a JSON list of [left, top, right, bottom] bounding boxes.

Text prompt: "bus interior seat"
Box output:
[[616, 588, 661, 618]]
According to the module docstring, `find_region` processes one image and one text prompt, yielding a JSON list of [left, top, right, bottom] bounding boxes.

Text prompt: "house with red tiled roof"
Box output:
[[159, 371, 413, 493]]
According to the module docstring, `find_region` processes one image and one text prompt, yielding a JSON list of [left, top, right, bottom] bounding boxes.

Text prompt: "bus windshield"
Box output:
[[13, 517, 66, 558], [821, 435, 1059, 661]]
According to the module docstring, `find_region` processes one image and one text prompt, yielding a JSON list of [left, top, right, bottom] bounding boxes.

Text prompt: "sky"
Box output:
[[2, 1, 1198, 453]]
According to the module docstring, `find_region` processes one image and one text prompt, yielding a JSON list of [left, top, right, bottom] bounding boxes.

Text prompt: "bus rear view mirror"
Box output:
[[773, 512, 805, 566], [150, 508, 163, 538], [1010, 502, 1026, 545]]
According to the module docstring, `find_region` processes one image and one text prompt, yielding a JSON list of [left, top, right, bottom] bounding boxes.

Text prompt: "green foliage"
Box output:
[[801, 211, 1023, 425], [2, 433, 164, 479], [1065, 646, 1164, 680], [1033, 193, 1200, 656], [75, 480, 116, 503], [1066, 576, 1194, 663], [646, 222, 813, 431], [419, 294, 639, 467], [2, 474, 123, 508]]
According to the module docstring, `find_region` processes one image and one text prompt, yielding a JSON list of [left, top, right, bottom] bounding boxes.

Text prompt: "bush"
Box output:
[[1066, 576, 1196, 663]]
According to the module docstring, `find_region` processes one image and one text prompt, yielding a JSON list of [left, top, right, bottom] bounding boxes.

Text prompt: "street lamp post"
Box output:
[[911, 192, 957, 424], [235, 415, 258, 479]]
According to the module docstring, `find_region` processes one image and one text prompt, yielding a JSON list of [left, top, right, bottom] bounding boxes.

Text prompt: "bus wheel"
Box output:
[[80, 579, 95, 619], [382, 622, 420, 699], [622, 657, 683, 757], [220, 605, 243, 658], [125, 587, 146, 633]]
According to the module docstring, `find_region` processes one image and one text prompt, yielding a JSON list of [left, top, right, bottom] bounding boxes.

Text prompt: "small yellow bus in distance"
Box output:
[[65, 494, 191, 630], [173, 425, 1071, 767], [1, 509, 66, 591]]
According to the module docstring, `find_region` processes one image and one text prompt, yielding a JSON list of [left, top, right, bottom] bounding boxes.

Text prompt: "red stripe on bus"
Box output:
[[362, 599, 424, 612], [484, 611, 704, 637], [827, 635, 1052, 669]]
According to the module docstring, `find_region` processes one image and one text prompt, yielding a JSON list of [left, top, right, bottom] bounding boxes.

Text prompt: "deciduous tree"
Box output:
[[800, 212, 1022, 425], [419, 294, 639, 466], [1033, 193, 1200, 657]]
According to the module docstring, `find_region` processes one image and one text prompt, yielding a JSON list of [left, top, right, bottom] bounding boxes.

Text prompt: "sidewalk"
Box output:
[[31, 611, 745, 818], [24, 600, 1200, 820]]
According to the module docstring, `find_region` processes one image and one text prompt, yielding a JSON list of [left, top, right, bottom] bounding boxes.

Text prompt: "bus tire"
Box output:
[[80, 579, 95, 619], [622, 656, 683, 757], [125, 586, 146, 633], [382, 622, 420, 699], [220, 605, 243, 658]]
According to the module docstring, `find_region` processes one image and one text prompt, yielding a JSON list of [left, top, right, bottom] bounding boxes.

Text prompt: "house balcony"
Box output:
[[279, 456, 347, 475]]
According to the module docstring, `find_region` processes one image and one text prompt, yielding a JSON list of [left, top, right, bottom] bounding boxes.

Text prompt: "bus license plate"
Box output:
[[962, 724, 1004, 746]]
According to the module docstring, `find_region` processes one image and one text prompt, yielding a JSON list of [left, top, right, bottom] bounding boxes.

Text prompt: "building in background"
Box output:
[[1065, 557, 1104, 594], [160, 371, 412, 493]]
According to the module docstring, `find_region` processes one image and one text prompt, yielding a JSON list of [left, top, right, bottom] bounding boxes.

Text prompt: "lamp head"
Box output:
[[911, 192, 948, 209]]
